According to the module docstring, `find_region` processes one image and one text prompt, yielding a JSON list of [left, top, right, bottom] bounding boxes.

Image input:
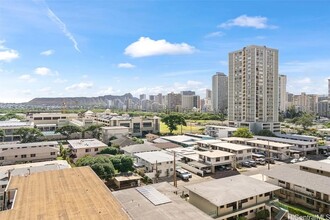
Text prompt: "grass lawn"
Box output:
[[160, 122, 204, 135]]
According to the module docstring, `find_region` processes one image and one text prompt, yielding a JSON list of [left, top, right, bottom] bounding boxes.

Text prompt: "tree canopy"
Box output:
[[14, 127, 44, 143], [97, 147, 118, 155], [76, 155, 116, 180], [256, 129, 276, 137], [83, 124, 103, 139], [295, 113, 314, 130], [0, 113, 23, 121], [161, 114, 187, 134], [55, 125, 82, 139], [109, 155, 134, 173], [233, 127, 253, 138], [0, 129, 4, 142]]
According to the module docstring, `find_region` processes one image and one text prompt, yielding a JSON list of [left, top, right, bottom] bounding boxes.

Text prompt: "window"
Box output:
[[279, 180, 285, 184], [30, 154, 36, 157], [225, 156, 230, 160], [21, 155, 27, 158], [306, 188, 314, 193], [306, 198, 314, 205], [50, 152, 56, 156], [85, 149, 91, 153], [207, 157, 211, 162], [0, 157, 4, 160], [259, 194, 263, 197], [264, 192, 270, 197], [249, 197, 253, 200], [94, 148, 98, 152], [216, 157, 220, 162], [295, 194, 303, 199], [1, 185, 6, 189], [220, 205, 224, 208], [241, 199, 248, 203], [238, 150, 243, 154]]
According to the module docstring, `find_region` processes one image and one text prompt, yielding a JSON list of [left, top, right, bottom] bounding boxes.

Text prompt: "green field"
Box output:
[[160, 121, 204, 134]]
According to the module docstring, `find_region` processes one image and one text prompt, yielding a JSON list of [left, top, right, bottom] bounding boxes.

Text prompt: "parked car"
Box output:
[[255, 158, 266, 165], [298, 157, 307, 162], [249, 160, 257, 167], [176, 169, 190, 180], [290, 158, 298, 163], [241, 161, 251, 168], [265, 157, 275, 164]]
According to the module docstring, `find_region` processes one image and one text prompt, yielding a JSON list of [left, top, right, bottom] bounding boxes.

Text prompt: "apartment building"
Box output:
[[197, 141, 254, 163], [134, 151, 177, 179], [185, 175, 281, 219], [197, 150, 235, 173], [212, 72, 228, 113], [67, 139, 107, 159], [279, 74, 287, 112], [121, 144, 161, 157], [27, 113, 79, 125], [204, 125, 237, 138], [166, 92, 182, 111], [0, 120, 34, 142], [246, 139, 290, 160], [298, 160, 330, 177], [293, 92, 318, 114], [160, 135, 202, 147], [0, 160, 70, 210], [93, 113, 160, 137], [0, 141, 59, 165], [0, 167, 130, 219], [317, 100, 330, 117], [262, 166, 330, 214], [255, 136, 318, 155], [228, 45, 280, 133]]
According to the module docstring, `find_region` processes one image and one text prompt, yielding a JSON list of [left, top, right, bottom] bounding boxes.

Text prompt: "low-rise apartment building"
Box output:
[[262, 166, 330, 214], [121, 144, 161, 157], [67, 139, 107, 159], [297, 160, 330, 177], [134, 151, 177, 179], [0, 141, 59, 165], [160, 135, 202, 147], [27, 113, 79, 125], [204, 125, 237, 138], [255, 136, 318, 155], [185, 175, 281, 219], [246, 140, 291, 160], [0, 120, 34, 142], [197, 150, 235, 173]]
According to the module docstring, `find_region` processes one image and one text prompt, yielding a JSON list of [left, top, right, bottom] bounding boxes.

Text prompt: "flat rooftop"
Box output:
[[297, 160, 330, 172], [113, 182, 213, 220], [247, 139, 292, 148], [0, 141, 58, 149], [68, 139, 107, 149], [161, 135, 201, 143], [101, 126, 129, 130], [262, 166, 330, 195], [255, 136, 317, 145], [185, 175, 281, 207], [121, 144, 161, 154], [220, 137, 252, 142], [210, 142, 254, 151], [135, 151, 176, 163], [0, 167, 129, 220], [197, 150, 234, 158], [196, 140, 223, 145]]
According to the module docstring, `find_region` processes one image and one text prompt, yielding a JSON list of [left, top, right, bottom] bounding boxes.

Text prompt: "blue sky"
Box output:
[[0, 0, 330, 102]]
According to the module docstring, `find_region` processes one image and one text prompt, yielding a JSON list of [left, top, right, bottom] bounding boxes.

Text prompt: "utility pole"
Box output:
[[173, 152, 177, 188], [268, 140, 270, 170]]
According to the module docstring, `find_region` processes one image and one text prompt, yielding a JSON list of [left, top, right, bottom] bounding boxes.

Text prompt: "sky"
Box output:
[[0, 0, 330, 103]]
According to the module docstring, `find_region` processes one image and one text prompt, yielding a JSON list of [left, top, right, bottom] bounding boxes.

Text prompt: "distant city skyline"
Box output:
[[0, 1, 330, 102]]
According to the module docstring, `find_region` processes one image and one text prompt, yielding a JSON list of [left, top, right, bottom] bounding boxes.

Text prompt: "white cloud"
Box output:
[[118, 63, 136, 69], [53, 78, 67, 83], [65, 82, 93, 91], [97, 87, 122, 96], [18, 74, 36, 83], [0, 41, 19, 62], [187, 80, 202, 86], [35, 67, 51, 76], [219, 15, 277, 29], [296, 77, 312, 84], [124, 37, 195, 58], [40, 49, 54, 56], [205, 31, 225, 38], [39, 87, 52, 93], [46, 8, 80, 52]]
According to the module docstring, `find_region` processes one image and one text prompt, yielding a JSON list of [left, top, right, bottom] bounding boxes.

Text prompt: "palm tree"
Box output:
[[0, 129, 5, 142]]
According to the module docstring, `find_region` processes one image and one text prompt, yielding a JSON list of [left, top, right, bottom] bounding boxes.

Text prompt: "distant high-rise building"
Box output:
[[181, 91, 197, 111], [228, 45, 280, 133], [212, 72, 228, 113], [155, 93, 163, 104], [293, 92, 318, 113], [328, 79, 330, 98], [206, 89, 212, 100], [149, 95, 155, 101], [279, 75, 287, 112], [166, 92, 182, 111], [139, 94, 146, 100]]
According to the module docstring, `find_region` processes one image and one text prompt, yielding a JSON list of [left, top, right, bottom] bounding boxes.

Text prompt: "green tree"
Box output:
[[255, 209, 270, 220], [161, 114, 187, 134], [109, 155, 134, 173], [55, 125, 82, 140], [83, 124, 103, 139], [76, 155, 116, 180], [0, 129, 4, 142], [97, 147, 118, 155], [295, 113, 314, 130], [256, 129, 276, 137], [233, 127, 253, 138], [14, 127, 44, 143], [0, 113, 24, 121]]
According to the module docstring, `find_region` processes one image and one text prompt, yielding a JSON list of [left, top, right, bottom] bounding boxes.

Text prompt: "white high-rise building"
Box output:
[[212, 72, 228, 113], [228, 45, 280, 133], [328, 79, 330, 98], [279, 74, 287, 112]]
